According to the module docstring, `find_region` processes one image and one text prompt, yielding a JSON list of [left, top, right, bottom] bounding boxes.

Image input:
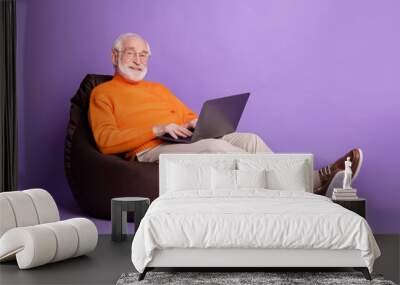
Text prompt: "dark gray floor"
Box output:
[[374, 234, 400, 284], [1, 235, 399, 285], [0, 235, 133, 285]]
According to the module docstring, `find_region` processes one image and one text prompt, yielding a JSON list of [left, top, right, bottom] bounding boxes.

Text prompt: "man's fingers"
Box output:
[[178, 126, 192, 136], [166, 124, 192, 138], [174, 129, 188, 138], [177, 127, 192, 137], [168, 130, 178, 139]]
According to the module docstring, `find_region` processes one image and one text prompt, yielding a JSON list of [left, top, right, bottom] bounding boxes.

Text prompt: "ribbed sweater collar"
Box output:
[[113, 73, 144, 86]]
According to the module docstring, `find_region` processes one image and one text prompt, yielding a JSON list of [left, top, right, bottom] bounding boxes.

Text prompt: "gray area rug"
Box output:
[[116, 271, 396, 285]]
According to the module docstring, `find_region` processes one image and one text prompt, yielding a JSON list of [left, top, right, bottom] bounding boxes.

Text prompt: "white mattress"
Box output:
[[131, 190, 380, 273]]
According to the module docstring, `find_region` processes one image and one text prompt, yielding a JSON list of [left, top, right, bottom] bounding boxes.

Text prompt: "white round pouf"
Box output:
[[0, 196, 17, 237], [0, 189, 98, 269], [0, 218, 98, 269], [0, 226, 57, 268], [24, 188, 60, 223], [63, 218, 98, 257]]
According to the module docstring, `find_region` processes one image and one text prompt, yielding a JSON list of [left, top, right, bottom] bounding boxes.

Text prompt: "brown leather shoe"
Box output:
[[314, 148, 363, 195]]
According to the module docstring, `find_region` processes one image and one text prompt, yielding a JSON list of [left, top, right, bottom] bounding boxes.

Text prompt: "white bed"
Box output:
[[131, 154, 380, 280]]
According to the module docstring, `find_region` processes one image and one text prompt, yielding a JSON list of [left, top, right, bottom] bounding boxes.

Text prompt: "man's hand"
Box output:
[[153, 123, 193, 139], [183, 118, 198, 129]]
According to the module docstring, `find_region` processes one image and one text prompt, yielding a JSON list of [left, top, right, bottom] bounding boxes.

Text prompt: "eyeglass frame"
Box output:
[[115, 47, 150, 64]]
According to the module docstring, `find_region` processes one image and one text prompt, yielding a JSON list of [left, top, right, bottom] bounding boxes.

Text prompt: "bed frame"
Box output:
[[139, 248, 371, 280], [138, 154, 372, 281]]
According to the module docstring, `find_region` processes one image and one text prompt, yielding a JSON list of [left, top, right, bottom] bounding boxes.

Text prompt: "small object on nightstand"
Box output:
[[333, 198, 366, 218], [332, 187, 358, 200], [342, 156, 353, 190], [111, 197, 150, 242]]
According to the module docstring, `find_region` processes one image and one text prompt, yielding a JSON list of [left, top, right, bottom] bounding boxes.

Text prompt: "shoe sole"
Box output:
[[352, 148, 363, 181]]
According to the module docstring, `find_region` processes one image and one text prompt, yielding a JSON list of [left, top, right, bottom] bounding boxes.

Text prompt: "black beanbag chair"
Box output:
[[64, 74, 159, 219]]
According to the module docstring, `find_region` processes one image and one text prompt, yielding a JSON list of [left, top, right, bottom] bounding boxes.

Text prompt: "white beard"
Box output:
[[117, 62, 148, 82]]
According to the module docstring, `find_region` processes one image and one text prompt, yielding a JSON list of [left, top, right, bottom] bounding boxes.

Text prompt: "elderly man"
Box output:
[[89, 33, 362, 195]]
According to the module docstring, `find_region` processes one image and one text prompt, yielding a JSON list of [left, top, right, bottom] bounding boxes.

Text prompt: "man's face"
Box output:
[[113, 36, 150, 82]]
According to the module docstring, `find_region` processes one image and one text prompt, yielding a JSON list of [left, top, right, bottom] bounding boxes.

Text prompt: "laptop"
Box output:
[[158, 93, 250, 144]]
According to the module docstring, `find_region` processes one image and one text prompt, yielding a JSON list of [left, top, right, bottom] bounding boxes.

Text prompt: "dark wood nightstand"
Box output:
[[332, 198, 366, 218]]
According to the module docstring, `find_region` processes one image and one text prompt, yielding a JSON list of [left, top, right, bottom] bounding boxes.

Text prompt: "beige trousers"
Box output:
[[137, 132, 320, 188]]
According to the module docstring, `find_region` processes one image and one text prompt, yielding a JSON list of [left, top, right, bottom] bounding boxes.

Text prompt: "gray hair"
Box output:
[[112, 33, 151, 55]]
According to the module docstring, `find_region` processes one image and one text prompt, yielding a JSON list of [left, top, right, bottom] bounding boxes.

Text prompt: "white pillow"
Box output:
[[266, 168, 307, 191], [211, 168, 236, 190], [238, 158, 309, 191], [211, 169, 268, 190], [167, 163, 212, 191], [237, 169, 268, 188]]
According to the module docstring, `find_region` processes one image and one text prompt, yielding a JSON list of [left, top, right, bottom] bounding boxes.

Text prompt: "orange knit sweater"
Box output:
[[89, 74, 198, 159]]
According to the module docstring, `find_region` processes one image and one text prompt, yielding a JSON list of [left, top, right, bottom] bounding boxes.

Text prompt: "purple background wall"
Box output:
[[16, 0, 400, 233]]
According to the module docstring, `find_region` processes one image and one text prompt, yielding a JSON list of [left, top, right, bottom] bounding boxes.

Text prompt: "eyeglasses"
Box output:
[[118, 48, 150, 63]]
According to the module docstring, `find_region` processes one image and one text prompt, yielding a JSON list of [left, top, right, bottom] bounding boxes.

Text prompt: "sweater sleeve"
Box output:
[[160, 84, 198, 124], [89, 90, 155, 155]]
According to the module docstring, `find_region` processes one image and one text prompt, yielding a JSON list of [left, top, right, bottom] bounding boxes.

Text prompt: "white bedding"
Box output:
[[131, 190, 380, 273]]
